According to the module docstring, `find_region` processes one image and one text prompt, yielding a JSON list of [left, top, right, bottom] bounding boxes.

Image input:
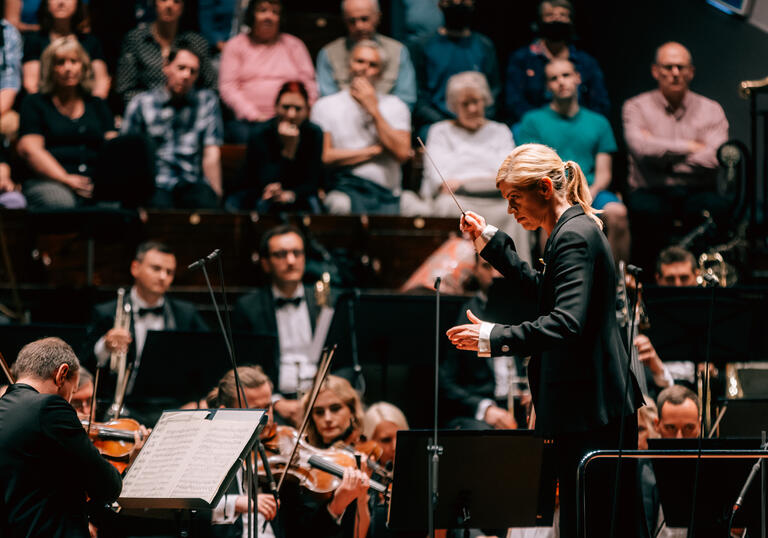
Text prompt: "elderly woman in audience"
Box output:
[[422, 71, 530, 262], [22, 0, 109, 99], [219, 0, 317, 142], [116, 0, 214, 109], [228, 80, 323, 212], [17, 36, 115, 209]]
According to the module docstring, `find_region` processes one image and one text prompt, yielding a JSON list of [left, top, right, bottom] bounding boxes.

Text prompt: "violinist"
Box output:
[[296, 374, 371, 538], [361, 401, 408, 468], [70, 366, 94, 420], [209, 365, 281, 538], [0, 337, 124, 538]]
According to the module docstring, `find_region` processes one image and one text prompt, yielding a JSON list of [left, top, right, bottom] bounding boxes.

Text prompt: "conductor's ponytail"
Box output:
[[564, 160, 603, 229]]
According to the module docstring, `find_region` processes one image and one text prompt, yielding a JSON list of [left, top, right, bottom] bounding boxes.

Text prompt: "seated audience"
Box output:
[[655, 384, 700, 439], [421, 71, 531, 257], [122, 46, 223, 209], [505, 0, 609, 125], [517, 58, 628, 262], [4, 0, 42, 33], [17, 36, 116, 209], [0, 144, 26, 208], [411, 0, 501, 138], [1, 13, 22, 140], [623, 41, 729, 275], [228, 81, 323, 213], [311, 40, 416, 216], [197, 0, 239, 57], [22, 0, 110, 99], [116, 0, 215, 110], [389, 0, 443, 47], [316, 0, 416, 110], [219, 0, 317, 142]]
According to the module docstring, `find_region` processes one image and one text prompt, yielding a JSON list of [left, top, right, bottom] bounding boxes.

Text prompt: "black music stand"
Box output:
[[127, 330, 277, 425], [388, 429, 550, 533], [717, 398, 768, 438], [647, 439, 767, 536], [0, 323, 88, 366]]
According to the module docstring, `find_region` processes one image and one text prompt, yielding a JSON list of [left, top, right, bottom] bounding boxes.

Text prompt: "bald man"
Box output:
[[622, 41, 729, 274]]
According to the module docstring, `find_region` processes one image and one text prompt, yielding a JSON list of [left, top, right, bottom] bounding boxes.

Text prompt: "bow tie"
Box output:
[[275, 296, 302, 308], [137, 305, 165, 317]]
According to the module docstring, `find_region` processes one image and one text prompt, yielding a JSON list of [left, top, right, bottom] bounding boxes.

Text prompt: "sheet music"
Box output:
[[120, 409, 264, 507]]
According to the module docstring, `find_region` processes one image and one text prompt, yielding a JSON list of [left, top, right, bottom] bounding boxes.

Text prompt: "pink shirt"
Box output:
[[219, 33, 318, 122], [622, 89, 728, 189]]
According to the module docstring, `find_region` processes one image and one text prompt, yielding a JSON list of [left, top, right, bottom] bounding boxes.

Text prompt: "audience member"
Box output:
[[517, 58, 628, 262], [17, 36, 116, 210], [116, 0, 215, 110], [505, 0, 609, 125], [0, 12, 22, 140], [4, 0, 42, 33], [623, 41, 729, 274], [311, 40, 416, 215], [219, 0, 317, 142], [0, 142, 26, 208], [655, 384, 700, 439], [122, 46, 223, 209], [228, 80, 323, 213], [197, 0, 239, 56], [232, 225, 333, 425], [89, 0, 156, 73], [316, 0, 416, 110], [22, 0, 110, 99], [389, 0, 442, 47], [440, 255, 524, 430], [411, 0, 501, 138], [422, 71, 530, 257]]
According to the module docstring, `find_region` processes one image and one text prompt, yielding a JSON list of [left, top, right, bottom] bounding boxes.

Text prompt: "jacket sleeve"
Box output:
[[480, 228, 540, 298]]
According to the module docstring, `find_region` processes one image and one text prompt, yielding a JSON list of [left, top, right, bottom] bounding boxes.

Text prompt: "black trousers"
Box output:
[[555, 415, 643, 538]]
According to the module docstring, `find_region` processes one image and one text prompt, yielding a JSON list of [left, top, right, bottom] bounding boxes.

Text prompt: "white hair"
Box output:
[[341, 0, 380, 14], [351, 38, 388, 70], [445, 71, 494, 115]]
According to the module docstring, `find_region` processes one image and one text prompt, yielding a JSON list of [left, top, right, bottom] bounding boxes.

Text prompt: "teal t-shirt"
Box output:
[[516, 106, 617, 186]]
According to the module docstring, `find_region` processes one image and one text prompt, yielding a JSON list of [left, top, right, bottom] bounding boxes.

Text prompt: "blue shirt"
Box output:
[[197, 0, 238, 48], [1, 20, 22, 91], [411, 31, 501, 127], [505, 41, 610, 125], [121, 87, 223, 190], [517, 106, 616, 186]]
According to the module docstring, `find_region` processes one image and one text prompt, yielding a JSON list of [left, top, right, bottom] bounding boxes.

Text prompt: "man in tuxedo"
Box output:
[[0, 337, 123, 538], [86, 241, 208, 408], [232, 225, 326, 425]]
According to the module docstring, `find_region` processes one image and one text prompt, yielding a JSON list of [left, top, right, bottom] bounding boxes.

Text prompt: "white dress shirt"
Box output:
[[273, 285, 316, 396]]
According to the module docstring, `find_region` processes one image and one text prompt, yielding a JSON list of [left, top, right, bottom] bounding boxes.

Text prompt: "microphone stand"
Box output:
[[427, 277, 443, 538], [347, 288, 365, 396], [608, 264, 642, 538], [728, 435, 768, 537]]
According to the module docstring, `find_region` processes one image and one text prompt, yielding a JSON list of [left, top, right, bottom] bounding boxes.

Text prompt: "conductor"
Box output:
[[447, 143, 643, 537]]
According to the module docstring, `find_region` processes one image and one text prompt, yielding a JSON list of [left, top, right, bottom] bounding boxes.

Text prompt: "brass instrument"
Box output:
[[739, 76, 768, 99], [109, 288, 132, 420]]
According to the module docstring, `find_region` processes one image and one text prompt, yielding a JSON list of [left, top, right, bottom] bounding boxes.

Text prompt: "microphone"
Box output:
[[626, 264, 643, 276], [434, 276, 441, 291], [188, 249, 221, 270], [700, 272, 721, 287]]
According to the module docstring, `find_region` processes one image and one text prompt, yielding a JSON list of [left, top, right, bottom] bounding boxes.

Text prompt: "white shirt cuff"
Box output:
[[475, 398, 495, 422], [653, 366, 675, 389], [478, 322, 494, 358], [211, 494, 239, 524], [473, 224, 498, 252], [271, 393, 284, 404]]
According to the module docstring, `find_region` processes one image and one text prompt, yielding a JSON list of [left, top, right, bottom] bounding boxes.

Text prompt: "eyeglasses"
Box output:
[[269, 249, 304, 259]]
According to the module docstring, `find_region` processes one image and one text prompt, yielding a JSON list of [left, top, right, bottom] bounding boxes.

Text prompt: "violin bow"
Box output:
[[275, 344, 337, 496], [0, 351, 15, 384]]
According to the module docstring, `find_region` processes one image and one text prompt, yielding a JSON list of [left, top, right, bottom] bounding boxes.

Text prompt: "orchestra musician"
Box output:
[[0, 337, 140, 538], [232, 225, 335, 426], [84, 241, 209, 414], [447, 143, 644, 537]]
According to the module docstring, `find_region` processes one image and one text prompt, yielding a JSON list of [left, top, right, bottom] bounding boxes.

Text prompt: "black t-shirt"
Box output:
[[19, 93, 114, 176], [22, 32, 106, 64]]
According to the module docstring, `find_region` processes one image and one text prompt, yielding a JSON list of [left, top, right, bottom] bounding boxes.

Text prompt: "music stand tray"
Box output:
[[388, 429, 546, 530]]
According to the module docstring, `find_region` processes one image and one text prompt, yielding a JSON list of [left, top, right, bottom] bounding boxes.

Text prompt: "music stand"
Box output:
[[0, 323, 88, 366], [717, 399, 768, 438], [647, 438, 767, 534], [388, 429, 548, 532], [127, 330, 276, 425]]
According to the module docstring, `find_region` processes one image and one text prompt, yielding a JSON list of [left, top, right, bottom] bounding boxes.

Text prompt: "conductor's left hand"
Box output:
[[446, 310, 485, 351]]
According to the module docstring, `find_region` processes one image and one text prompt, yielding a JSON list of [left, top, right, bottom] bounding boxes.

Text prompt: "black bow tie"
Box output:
[[137, 305, 164, 317], [275, 296, 302, 308]]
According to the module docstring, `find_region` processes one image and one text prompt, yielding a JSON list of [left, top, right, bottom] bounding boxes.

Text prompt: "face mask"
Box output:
[[442, 4, 474, 31], [539, 20, 572, 42]]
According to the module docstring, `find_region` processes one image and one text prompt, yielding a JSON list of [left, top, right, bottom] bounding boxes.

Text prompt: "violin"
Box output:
[[259, 424, 389, 500], [81, 417, 141, 473]]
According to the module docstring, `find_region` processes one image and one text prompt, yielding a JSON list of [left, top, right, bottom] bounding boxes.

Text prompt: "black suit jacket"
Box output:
[[231, 285, 321, 390], [481, 205, 643, 437], [84, 295, 209, 374], [0, 384, 122, 538]]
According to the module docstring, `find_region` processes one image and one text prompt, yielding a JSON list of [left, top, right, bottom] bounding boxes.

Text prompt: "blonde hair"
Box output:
[[39, 36, 94, 95], [302, 375, 364, 447], [215, 365, 272, 408], [495, 143, 602, 229], [362, 401, 409, 440]]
